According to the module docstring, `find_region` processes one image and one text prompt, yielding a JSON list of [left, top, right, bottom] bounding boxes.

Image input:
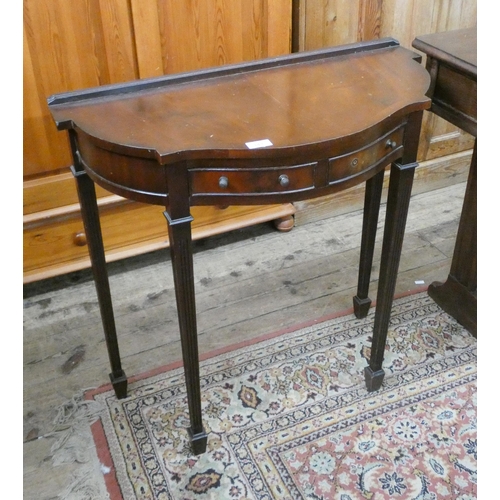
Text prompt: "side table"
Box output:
[[48, 39, 431, 454], [413, 28, 477, 336]]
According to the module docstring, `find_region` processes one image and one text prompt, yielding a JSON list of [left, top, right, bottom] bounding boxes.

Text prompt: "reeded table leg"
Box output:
[[364, 111, 423, 392], [365, 161, 416, 391], [165, 211, 207, 455], [353, 168, 385, 318], [70, 133, 127, 398]]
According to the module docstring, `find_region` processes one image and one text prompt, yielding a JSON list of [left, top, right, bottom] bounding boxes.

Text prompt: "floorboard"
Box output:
[[23, 182, 466, 499]]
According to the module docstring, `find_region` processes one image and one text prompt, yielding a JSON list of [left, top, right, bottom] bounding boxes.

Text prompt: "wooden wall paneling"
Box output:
[[267, 0, 292, 56], [24, 0, 99, 94], [93, 0, 138, 82], [358, 0, 383, 41], [378, 0, 477, 162], [158, 0, 231, 74], [301, 0, 361, 50], [417, 113, 476, 162], [23, 1, 93, 177], [24, 0, 295, 281], [211, 0, 245, 64], [380, 0, 476, 48], [23, 24, 69, 178], [240, 0, 292, 60], [379, 0, 418, 48], [241, 0, 268, 60], [23, 0, 139, 179], [130, 0, 164, 79], [297, 0, 476, 52], [154, 0, 290, 75], [455, 0, 478, 26]]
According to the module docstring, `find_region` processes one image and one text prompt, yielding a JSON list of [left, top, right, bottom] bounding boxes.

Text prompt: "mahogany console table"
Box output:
[[48, 39, 430, 455], [413, 28, 477, 336]]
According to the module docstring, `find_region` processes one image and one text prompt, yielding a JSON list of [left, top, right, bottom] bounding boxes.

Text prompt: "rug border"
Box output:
[[85, 285, 428, 499]]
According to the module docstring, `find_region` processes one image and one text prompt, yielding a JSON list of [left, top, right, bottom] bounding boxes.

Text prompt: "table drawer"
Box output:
[[190, 162, 316, 196], [329, 126, 404, 184]]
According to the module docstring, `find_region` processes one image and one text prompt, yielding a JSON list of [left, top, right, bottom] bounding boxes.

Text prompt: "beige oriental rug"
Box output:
[[86, 291, 477, 499]]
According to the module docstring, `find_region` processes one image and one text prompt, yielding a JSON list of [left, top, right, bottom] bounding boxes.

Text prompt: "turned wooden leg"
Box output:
[[164, 211, 207, 455], [353, 168, 385, 318], [365, 161, 416, 392], [274, 215, 295, 232], [70, 134, 127, 398]]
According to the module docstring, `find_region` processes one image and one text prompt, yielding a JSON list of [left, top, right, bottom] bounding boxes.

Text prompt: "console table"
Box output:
[[48, 39, 430, 455], [413, 28, 477, 335]]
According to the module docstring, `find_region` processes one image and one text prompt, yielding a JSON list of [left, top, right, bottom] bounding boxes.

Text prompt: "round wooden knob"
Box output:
[[73, 232, 87, 246]]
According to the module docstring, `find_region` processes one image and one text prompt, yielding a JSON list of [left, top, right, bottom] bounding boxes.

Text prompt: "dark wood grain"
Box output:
[[48, 41, 431, 454], [69, 132, 127, 398], [49, 41, 426, 164], [413, 27, 477, 335], [353, 168, 384, 318]]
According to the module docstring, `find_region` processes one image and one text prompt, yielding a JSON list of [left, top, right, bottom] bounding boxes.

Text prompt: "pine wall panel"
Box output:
[[23, 0, 292, 282]]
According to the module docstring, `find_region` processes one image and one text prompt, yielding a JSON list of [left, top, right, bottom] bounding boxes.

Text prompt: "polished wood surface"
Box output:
[[51, 43, 427, 162], [413, 27, 477, 335], [413, 28, 476, 136], [50, 40, 429, 208], [23, 0, 292, 282], [24, 0, 291, 178], [292, 1, 476, 226], [24, 0, 476, 283], [48, 39, 431, 454]]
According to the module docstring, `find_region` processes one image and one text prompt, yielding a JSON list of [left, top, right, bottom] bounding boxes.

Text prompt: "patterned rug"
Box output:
[[87, 292, 477, 499]]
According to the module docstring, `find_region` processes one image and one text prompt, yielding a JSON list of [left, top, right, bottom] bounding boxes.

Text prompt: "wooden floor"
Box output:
[[23, 177, 467, 499]]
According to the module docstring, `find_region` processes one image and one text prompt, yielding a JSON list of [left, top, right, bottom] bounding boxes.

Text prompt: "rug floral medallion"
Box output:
[[90, 293, 477, 499]]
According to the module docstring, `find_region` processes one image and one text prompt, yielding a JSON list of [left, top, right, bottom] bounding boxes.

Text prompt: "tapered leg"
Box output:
[[353, 168, 385, 318], [364, 161, 416, 391], [69, 134, 127, 398], [164, 211, 207, 455]]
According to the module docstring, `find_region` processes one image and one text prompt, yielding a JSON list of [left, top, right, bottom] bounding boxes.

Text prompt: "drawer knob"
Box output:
[[73, 232, 87, 246], [279, 174, 290, 187], [386, 139, 397, 149], [218, 176, 229, 189]]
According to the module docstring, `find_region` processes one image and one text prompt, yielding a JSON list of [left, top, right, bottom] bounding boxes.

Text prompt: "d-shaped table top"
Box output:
[[47, 38, 432, 456], [48, 39, 430, 165]]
